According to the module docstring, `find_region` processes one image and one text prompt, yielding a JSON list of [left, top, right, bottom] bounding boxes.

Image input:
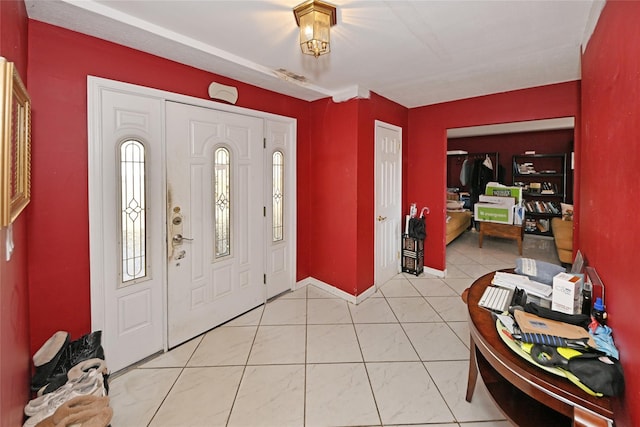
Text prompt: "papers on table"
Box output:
[[513, 310, 595, 347], [491, 271, 552, 298]]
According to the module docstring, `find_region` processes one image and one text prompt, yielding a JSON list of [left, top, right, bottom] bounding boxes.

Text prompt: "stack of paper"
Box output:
[[492, 271, 552, 298]]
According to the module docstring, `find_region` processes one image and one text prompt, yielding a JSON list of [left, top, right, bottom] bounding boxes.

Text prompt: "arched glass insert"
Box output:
[[119, 139, 147, 284], [214, 147, 231, 258], [272, 151, 284, 242]]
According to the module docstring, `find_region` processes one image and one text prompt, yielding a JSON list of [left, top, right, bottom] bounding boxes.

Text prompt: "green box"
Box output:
[[485, 185, 523, 203], [474, 203, 514, 224]]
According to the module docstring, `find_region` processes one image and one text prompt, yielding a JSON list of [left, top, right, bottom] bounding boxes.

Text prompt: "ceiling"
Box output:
[[24, 0, 604, 108]]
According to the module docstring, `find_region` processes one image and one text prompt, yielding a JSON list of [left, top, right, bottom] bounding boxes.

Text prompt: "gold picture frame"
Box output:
[[0, 57, 31, 227]]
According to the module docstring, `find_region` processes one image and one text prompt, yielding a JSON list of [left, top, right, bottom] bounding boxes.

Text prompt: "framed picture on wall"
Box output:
[[0, 57, 31, 228]]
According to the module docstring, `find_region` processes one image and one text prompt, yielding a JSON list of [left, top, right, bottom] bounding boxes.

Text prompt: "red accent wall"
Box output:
[[307, 93, 407, 295], [407, 82, 580, 271], [308, 98, 360, 294], [0, 1, 31, 425], [359, 93, 408, 293], [26, 20, 311, 354], [581, 2, 640, 425]]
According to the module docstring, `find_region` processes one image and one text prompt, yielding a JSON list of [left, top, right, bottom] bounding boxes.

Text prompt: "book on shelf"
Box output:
[[537, 219, 550, 233], [525, 218, 537, 232], [529, 182, 541, 193], [523, 200, 561, 215], [540, 182, 557, 195]]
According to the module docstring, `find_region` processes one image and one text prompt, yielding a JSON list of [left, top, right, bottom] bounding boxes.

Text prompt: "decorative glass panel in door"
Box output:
[[272, 150, 284, 242], [119, 139, 147, 285], [214, 147, 231, 258]]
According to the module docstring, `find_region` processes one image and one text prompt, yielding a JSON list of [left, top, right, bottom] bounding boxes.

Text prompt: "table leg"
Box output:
[[478, 232, 484, 249], [519, 226, 524, 255], [466, 337, 478, 402]]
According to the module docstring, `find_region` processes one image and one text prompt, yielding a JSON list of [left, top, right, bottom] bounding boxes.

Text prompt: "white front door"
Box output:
[[90, 77, 297, 369], [374, 121, 402, 287], [88, 85, 165, 372], [165, 102, 265, 348], [264, 120, 296, 299]]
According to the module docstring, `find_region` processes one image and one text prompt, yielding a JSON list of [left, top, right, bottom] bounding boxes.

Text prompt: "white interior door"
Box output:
[[88, 84, 165, 372], [374, 121, 402, 287], [166, 102, 265, 348]]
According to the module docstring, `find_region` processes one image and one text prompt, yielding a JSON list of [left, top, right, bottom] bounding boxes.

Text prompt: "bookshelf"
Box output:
[[512, 153, 567, 237]]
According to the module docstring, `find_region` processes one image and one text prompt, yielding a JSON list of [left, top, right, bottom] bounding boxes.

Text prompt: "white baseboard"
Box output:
[[355, 283, 377, 304], [424, 266, 446, 278], [295, 276, 377, 305]]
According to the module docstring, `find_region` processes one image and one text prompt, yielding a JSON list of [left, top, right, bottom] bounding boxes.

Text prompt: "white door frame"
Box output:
[[88, 76, 296, 361], [374, 120, 402, 290]]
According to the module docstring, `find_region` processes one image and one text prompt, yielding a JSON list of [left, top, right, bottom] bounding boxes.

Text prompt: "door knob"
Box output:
[[377, 215, 387, 221], [172, 234, 194, 244]]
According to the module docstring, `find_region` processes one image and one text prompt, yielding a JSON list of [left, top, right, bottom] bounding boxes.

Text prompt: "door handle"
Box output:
[[377, 216, 387, 221], [172, 234, 194, 245]]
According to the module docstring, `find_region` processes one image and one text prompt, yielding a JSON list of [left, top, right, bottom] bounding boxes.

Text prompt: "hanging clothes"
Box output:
[[483, 154, 493, 170], [460, 158, 472, 186], [497, 164, 506, 183], [470, 158, 494, 206]]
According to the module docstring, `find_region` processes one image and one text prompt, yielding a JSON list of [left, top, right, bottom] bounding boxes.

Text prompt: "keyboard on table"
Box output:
[[478, 285, 516, 313]]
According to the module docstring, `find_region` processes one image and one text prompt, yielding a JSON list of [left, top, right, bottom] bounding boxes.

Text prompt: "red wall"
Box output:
[[407, 82, 580, 271], [307, 93, 408, 295], [308, 98, 360, 294], [581, 2, 640, 425], [26, 20, 311, 354], [358, 93, 408, 293], [0, 1, 31, 425]]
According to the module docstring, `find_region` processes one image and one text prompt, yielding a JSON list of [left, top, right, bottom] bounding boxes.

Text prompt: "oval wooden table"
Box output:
[[465, 270, 618, 427]]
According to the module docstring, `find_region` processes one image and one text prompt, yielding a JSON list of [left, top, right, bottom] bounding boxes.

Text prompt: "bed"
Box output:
[[446, 210, 472, 245]]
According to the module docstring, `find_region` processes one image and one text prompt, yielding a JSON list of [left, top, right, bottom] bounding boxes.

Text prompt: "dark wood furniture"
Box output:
[[478, 221, 524, 255], [466, 271, 616, 427], [512, 153, 568, 237]]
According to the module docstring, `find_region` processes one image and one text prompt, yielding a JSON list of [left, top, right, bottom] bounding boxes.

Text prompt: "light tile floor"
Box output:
[[109, 230, 561, 427]]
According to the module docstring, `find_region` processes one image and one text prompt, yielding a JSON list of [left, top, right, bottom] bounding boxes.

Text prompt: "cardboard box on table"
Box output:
[[475, 195, 516, 224], [473, 184, 525, 225], [552, 273, 584, 315], [485, 184, 523, 203]]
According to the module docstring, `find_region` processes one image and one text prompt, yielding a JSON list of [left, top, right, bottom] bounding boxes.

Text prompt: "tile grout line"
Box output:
[[224, 302, 265, 426], [145, 336, 206, 427], [303, 285, 308, 426], [348, 285, 383, 427]]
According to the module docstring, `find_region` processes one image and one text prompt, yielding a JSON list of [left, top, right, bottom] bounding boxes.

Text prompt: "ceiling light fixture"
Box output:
[[293, 0, 337, 58]]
